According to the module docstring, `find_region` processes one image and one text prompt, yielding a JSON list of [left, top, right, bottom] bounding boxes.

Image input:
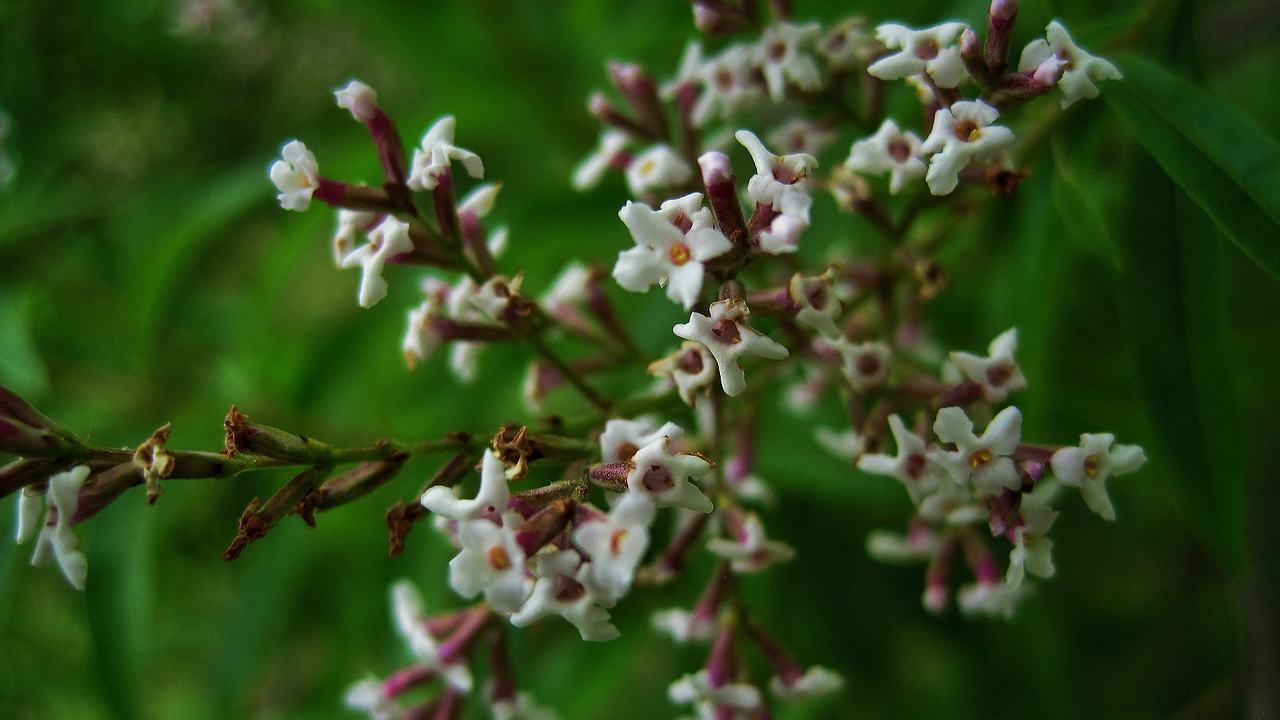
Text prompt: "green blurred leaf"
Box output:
[[1050, 135, 1123, 271], [1106, 55, 1280, 281], [0, 292, 49, 395]]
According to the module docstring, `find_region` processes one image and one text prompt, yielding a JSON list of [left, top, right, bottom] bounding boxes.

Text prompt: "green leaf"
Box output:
[[1106, 55, 1280, 281], [1050, 135, 1123, 271]]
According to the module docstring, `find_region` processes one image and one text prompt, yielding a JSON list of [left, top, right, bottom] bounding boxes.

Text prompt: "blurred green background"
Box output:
[[2, 0, 1278, 718]]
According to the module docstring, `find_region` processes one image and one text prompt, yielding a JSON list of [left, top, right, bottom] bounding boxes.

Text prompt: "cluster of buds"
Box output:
[[2, 1, 1144, 718]]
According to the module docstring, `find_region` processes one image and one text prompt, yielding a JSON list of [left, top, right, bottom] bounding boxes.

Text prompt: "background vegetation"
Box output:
[[2, 0, 1278, 717]]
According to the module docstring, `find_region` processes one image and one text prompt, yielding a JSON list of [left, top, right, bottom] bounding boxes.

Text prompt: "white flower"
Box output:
[[344, 676, 402, 720], [573, 129, 630, 191], [707, 513, 794, 573], [332, 209, 377, 266], [340, 216, 414, 308], [857, 415, 941, 504], [674, 298, 789, 397], [449, 514, 529, 613], [651, 608, 716, 643], [625, 144, 693, 197], [950, 327, 1027, 403], [469, 274, 523, 322], [402, 279, 451, 369], [820, 18, 877, 70], [1050, 433, 1146, 521], [755, 22, 823, 102], [957, 579, 1022, 619], [269, 139, 318, 211], [929, 406, 1023, 494], [691, 44, 765, 126], [917, 479, 985, 525], [814, 427, 865, 462], [1006, 500, 1057, 589], [541, 262, 592, 317], [510, 549, 619, 642], [18, 465, 90, 590], [407, 116, 484, 191], [649, 342, 718, 406], [770, 666, 844, 701], [488, 688, 559, 720], [1019, 21, 1122, 108], [614, 194, 732, 309], [919, 100, 1016, 196], [868, 22, 969, 88], [669, 671, 761, 715], [626, 436, 714, 512], [389, 580, 474, 690], [846, 119, 927, 195], [767, 119, 838, 157], [334, 79, 378, 123], [600, 418, 684, 463], [787, 270, 842, 339], [866, 527, 938, 563], [572, 491, 656, 604], [422, 450, 510, 520], [833, 339, 892, 391], [458, 182, 502, 219], [735, 129, 816, 212]]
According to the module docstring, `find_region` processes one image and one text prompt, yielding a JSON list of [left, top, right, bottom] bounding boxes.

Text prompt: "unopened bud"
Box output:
[[984, 0, 1019, 76], [608, 62, 667, 138], [224, 465, 330, 560], [959, 28, 995, 87], [223, 406, 332, 463]]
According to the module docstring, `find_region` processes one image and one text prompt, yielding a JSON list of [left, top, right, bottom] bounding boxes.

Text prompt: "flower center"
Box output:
[[856, 353, 881, 377], [553, 575, 587, 603], [637, 158, 657, 176], [804, 281, 827, 309], [905, 453, 926, 479], [714, 67, 734, 89], [986, 363, 1013, 387], [669, 211, 693, 233], [677, 348, 705, 374], [954, 121, 982, 142], [487, 545, 512, 571], [915, 39, 939, 60], [609, 528, 629, 556], [772, 160, 805, 185], [711, 318, 742, 344], [616, 442, 639, 464], [1083, 453, 1101, 478], [668, 241, 692, 266], [641, 464, 675, 493], [888, 139, 912, 163], [768, 41, 788, 62], [967, 448, 993, 469]]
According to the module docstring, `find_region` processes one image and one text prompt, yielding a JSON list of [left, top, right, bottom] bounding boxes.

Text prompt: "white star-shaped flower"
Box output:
[[469, 274, 523, 322], [1018, 21, 1122, 108], [820, 18, 877, 70], [735, 129, 816, 212], [770, 666, 844, 702], [573, 129, 630, 191], [269, 139, 319, 211], [1050, 433, 1146, 521], [18, 465, 90, 590], [343, 676, 402, 720], [832, 339, 892, 391], [651, 607, 717, 644], [846, 119, 927, 195], [510, 549, 619, 642], [919, 100, 1016, 195], [540, 262, 592, 318], [625, 144, 694, 197], [706, 512, 794, 573], [614, 194, 732, 310], [866, 527, 939, 563], [421, 450, 510, 520], [407, 116, 484, 191], [599, 418, 684, 463], [401, 279, 451, 369], [691, 44, 765, 126], [787, 270, 843, 339], [1006, 499, 1057, 589], [339, 216, 414, 308], [487, 686, 559, 720], [950, 327, 1028, 403], [449, 513, 529, 613], [332, 209, 377, 266], [334, 79, 378, 123], [929, 406, 1023, 494], [755, 22, 823, 102], [389, 579, 475, 690], [626, 436, 714, 513], [767, 119, 839, 157], [957, 579, 1023, 619], [648, 342, 718, 406], [814, 426, 865, 463], [572, 491, 656, 604], [674, 298, 789, 397], [669, 671, 762, 716], [857, 414, 942, 504], [868, 22, 970, 88]]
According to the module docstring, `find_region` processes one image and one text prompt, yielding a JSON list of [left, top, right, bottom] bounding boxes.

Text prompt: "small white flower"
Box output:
[[814, 427, 865, 462], [755, 22, 823, 102], [407, 116, 484, 191], [458, 182, 502, 220], [469, 274, 523, 322], [846, 119, 927, 195], [334, 79, 378, 123], [344, 676, 402, 720], [340, 216, 415, 308], [820, 18, 877, 70], [402, 279, 450, 369], [917, 479, 985, 525], [950, 327, 1027, 403], [572, 491, 656, 604], [1006, 500, 1057, 589], [488, 688, 559, 720], [857, 415, 941, 504], [706, 513, 794, 573], [1050, 433, 1146, 521], [651, 607, 716, 643], [957, 579, 1022, 619], [541, 262, 592, 317], [648, 342, 718, 406], [389, 580, 474, 691], [450, 514, 529, 613], [626, 436, 714, 513], [767, 119, 838, 157], [691, 44, 765, 126], [669, 671, 761, 715], [19, 465, 90, 590], [1018, 21, 1122, 108], [832, 339, 892, 391], [600, 418, 684, 463], [770, 666, 844, 701], [573, 129, 630, 191], [614, 194, 732, 310], [625, 145, 694, 197], [929, 406, 1023, 494], [332, 209, 377, 266], [868, 22, 969, 88], [674, 298, 789, 397], [735, 129, 817, 211], [421, 450, 510, 520], [510, 549, 619, 642], [919, 100, 1016, 196], [269, 139, 319, 211], [866, 527, 938, 563]]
